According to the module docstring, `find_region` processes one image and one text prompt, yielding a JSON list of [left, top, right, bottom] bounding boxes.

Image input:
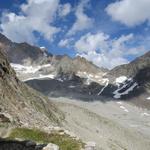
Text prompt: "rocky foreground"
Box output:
[[0, 139, 47, 150], [0, 140, 95, 150]]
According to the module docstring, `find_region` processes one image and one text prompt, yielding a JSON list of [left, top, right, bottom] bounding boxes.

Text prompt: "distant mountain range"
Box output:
[[0, 33, 150, 109]]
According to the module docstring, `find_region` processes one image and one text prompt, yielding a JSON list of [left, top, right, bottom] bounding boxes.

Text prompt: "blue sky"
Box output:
[[0, 0, 150, 69]]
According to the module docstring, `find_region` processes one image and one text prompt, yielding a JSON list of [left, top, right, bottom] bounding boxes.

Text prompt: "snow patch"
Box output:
[[68, 85, 76, 88], [23, 74, 55, 82], [116, 101, 123, 105], [89, 74, 94, 78], [57, 78, 64, 82], [115, 76, 127, 86], [119, 106, 129, 112], [146, 97, 150, 100], [11, 63, 51, 74], [40, 46, 46, 49], [141, 113, 150, 116], [98, 78, 109, 95], [85, 141, 96, 149], [95, 75, 99, 79], [85, 78, 92, 85], [113, 82, 138, 99]]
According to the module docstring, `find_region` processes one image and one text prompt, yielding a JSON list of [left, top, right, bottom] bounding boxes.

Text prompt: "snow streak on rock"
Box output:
[[113, 81, 138, 99], [98, 78, 109, 95]]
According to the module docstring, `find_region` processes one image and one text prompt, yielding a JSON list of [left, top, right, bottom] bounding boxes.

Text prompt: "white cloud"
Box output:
[[75, 32, 147, 69], [58, 38, 74, 48], [67, 0, 93, 36], [58, 3, 71, 17], [106, 0, 150, 27], [79, 51, 128, 70], [75, 32, 109, 53], [58, 39, 69, 47], [0, 0, 69, 44]]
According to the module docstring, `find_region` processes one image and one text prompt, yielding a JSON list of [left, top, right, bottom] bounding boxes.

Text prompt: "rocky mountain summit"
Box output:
[[0, 33, 52, 65]]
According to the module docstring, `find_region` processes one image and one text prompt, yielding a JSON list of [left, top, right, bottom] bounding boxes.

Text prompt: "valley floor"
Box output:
[[51, 97, 150, 150]]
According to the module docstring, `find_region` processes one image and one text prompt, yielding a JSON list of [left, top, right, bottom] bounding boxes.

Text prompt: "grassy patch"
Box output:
[[8, 128, 84, 150]]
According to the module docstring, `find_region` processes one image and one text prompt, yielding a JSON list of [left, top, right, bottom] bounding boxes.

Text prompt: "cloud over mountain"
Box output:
[[75, 32, 147, 69]]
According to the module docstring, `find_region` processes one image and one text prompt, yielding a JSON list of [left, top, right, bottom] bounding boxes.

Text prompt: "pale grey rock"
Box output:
[[42, 143, 59, 150]]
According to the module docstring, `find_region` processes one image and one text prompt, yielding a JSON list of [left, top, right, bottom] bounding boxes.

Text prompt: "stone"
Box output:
[[42, 143, 59, 150], [35, 144, 47, 150], [84, 141, 96, 150], [25, 140, 36, 147], [0, 113, 12, 122]]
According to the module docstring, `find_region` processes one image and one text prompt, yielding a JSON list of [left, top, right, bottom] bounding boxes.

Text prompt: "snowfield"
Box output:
[[23, 74, 55, 82], [115, 76, 127, 86], [11, 63, 54, 81], [11, 63, 52, 74]]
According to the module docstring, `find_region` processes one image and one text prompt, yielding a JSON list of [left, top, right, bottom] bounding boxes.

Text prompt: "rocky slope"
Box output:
[[0, 47, 62, 130]]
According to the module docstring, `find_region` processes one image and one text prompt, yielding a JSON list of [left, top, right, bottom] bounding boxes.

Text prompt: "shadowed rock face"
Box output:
[[0, 139, 46, 150]]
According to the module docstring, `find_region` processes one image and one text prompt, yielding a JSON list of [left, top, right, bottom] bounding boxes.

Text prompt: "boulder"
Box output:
[[0, 113, 12, 122], [42, 143, 59, 150], [25, 140, 36, 147], [84, 141, 96, 150]]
